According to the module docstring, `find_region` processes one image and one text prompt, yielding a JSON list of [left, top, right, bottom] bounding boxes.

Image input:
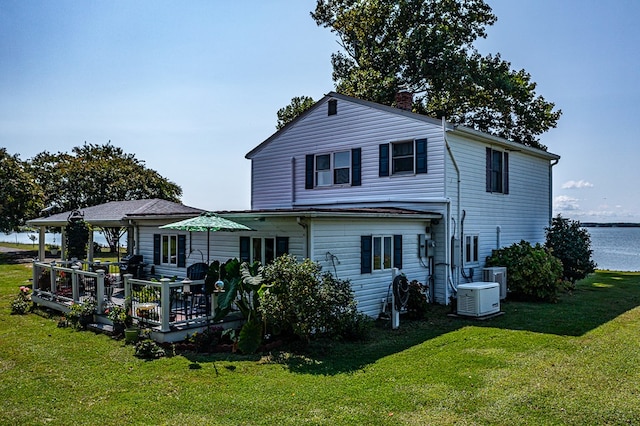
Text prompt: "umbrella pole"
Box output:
[[207, 230, 210, 264]]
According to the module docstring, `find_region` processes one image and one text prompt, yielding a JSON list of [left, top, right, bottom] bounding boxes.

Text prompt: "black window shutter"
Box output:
[[503, 152, 509, 194], [415, 138, 428, 174], [305, 154, 314, 189], [351, 148, 361, 186], [177, 235, 186, 267], [361, 235, 372, 274], [379, 144, 389, 177], [153, 234, 161, 265], [485, 147, 492, 192], [275, 237, 289, 257], [393, 235, 403, 269], [239, 236, 250, 262]]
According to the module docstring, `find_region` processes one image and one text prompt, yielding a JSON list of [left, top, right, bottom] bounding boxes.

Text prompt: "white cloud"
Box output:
[[554, 195, 580, 211], [562, 180, 594, 189]]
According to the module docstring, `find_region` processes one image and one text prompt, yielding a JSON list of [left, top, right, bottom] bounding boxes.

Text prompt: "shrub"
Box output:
[[406, 280, 428, 319], [260, 254, 369, 342], [545, 215, 597, 288], [486, 240, 564, 302], [11, 286, 32, 315], [66, 300, 97, 329]]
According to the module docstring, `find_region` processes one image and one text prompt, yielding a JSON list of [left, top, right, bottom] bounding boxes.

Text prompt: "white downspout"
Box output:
[[443, 117, 461, 298], [549, 159, 559, 223]]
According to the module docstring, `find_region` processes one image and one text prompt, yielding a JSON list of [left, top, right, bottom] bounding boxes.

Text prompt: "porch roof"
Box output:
[[217, 207, 442, 220], [27, 199, 203, 228]]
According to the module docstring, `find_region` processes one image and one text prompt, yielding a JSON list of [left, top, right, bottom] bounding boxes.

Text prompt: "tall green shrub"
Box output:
[[545, 215, 597, 288], [486, 240, 563, 302], [259, 254, 368, 342]]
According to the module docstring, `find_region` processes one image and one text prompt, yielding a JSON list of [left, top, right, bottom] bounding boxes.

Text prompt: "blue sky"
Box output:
[[2, 1, 639, 222]]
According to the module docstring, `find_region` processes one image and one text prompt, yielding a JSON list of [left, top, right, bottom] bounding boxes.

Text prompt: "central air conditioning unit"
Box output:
[[483, 267, 507, 300], [457, 282, 500, 317]]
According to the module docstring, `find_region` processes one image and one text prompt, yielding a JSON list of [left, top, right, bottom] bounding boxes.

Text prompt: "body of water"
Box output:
[[0, 231, 122, 248], [3, 227, 639, 271], [586, 226, 640, 272]]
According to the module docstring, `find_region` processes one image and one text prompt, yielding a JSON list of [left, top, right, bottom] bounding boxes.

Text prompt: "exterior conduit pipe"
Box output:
[[443, 117, 462, 296], [296, 217, 310, 259]]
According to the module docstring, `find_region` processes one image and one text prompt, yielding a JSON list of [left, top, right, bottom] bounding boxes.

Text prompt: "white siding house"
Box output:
[[231, 92, 559, 315], [130, 92, 559, 318]]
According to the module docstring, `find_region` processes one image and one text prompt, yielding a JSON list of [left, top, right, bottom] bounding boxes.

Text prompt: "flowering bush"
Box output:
[[105, 305, 131, 328], [11, 286, 32, 315]]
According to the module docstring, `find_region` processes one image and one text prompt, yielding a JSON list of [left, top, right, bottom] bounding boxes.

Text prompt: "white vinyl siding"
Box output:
[[249, 99, 446, 209]]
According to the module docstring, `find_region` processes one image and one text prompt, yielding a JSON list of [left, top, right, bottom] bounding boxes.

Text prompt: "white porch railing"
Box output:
[[32, 260, 117, 314], [31, 261, 222, 333]]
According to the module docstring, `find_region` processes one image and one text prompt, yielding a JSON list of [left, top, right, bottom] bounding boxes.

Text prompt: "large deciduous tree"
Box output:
[[0, 148, 43, 233], [28, 142, 182, 251], [276, 96, 316, 129], [311, 0, 561, 149]]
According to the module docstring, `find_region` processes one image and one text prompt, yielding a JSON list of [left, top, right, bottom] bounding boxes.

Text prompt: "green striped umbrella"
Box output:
[[159, 212, 252, 262]]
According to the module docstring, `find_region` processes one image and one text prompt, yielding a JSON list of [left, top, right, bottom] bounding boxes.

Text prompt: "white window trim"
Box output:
[[391, 140, 415, 175], [464, 234, 480, 266], [248, 237, 277, 265], [373, 235, 394, 271], [314, 150, 351, 187], [161, 234, 178, 266]]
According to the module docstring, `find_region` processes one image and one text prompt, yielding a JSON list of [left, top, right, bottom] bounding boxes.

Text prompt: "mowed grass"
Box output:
[[1, 250, 639, 425]]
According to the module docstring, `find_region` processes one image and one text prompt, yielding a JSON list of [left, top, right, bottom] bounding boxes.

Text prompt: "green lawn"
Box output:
[[1, 249, 639, 425]]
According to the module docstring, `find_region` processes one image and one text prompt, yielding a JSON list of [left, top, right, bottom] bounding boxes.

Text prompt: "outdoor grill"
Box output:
[[119, 254, 144, 278]]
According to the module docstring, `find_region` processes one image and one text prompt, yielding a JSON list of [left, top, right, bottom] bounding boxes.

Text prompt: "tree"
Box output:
[[545, 215, 597, 288], [0, 148, 43, 233], [276, 96, 316, 129], [28, 142, 182, 251], [311, 0, 561, 149]]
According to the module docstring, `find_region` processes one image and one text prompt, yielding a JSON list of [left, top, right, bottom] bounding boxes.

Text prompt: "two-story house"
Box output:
[[139, 92, 560, 317]]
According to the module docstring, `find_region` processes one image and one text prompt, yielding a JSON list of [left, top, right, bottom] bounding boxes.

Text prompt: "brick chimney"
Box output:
[[395, 91, 413, 111]]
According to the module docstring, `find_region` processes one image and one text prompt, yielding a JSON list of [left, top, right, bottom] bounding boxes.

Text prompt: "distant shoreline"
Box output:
[[582, 223, 640, 228]]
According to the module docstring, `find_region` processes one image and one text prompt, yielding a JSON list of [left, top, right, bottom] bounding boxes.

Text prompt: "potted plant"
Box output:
[[48, 244, 59, 256], [66, 300, 97, 330], [105, 305, 132, 336]]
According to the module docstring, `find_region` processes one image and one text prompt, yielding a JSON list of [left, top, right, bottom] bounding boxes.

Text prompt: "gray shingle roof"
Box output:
[[27, 199, 203, 227]]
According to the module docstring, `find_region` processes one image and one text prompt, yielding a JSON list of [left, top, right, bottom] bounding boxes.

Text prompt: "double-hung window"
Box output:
[[315, 151, 351, 186], [486, 148, 509, 194], [379, 138, 428, 177], [305, 148, 362, 188]]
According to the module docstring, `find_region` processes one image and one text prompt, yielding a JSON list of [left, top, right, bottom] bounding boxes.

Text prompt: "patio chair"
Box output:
[[187, 262, 209, 316]]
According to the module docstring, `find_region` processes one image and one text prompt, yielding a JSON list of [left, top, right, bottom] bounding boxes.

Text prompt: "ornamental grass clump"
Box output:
[[10, 286, 32, 315]]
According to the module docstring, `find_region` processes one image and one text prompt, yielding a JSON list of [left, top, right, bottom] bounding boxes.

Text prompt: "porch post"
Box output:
[[160, 278, 171, 332], [50, 263, 57, 297], [123, 274, 133, 303], [71, 265, 80, 302], [32, 261, 39, 291], [96, 270, 105, 314], [38, 227, 46, 261], [87, 230, 94, 263], [61, 228, 67, 261]]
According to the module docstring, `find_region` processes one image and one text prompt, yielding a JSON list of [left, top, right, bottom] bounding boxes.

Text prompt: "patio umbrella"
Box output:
[[159, 211, 252, 263]]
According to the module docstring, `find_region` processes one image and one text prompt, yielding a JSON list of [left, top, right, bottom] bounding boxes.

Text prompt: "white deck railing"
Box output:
[[31, 261, 221, 333]]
